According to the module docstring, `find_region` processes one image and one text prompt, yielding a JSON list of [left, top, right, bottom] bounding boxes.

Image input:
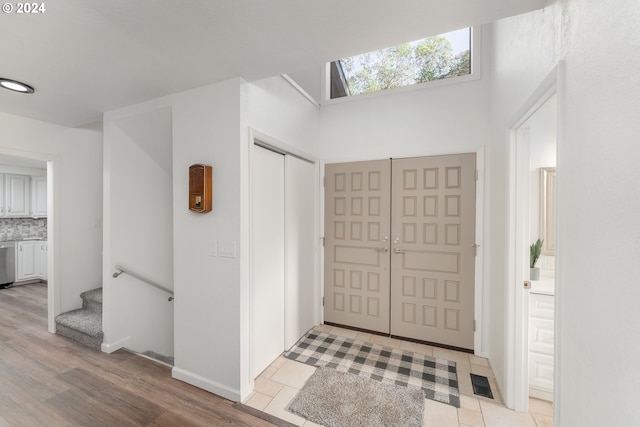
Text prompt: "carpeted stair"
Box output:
[[141, 350, 175, 366], [55, 288, 103, 350]]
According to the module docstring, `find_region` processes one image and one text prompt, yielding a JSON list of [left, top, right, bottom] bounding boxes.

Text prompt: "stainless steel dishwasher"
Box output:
[[0, 241, 16, 288]]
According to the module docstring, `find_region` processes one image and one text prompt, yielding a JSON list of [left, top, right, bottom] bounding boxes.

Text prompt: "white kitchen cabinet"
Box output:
[[31, 176, 47, 217], [529, 292, 555, 401], [37, 241, 48, 280], [4, 174, 30, 217], [0, 174, 4, 216], [16, 241, 38, 281], [16, 240, 48, 282]]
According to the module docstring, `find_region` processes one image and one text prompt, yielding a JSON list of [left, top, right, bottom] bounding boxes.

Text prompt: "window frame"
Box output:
[[321, 26, 481, 105]]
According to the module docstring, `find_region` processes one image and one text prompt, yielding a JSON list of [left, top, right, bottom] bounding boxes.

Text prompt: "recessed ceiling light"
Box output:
[[0, 78, 35, 94]]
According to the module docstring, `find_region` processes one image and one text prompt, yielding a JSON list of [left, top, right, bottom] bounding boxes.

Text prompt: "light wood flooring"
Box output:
[[0, 283, 281, 427]]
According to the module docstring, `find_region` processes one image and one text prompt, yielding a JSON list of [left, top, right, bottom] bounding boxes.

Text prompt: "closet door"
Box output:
[[390, 154, 476, 350], [324, 160, 391, 334], [251, 146, 285, 376], [284, 155, 318, 349]]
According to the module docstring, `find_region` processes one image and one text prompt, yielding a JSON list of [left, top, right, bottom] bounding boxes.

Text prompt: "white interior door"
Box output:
[[251, 146, 285, 377], [284, 155, 318, 349]]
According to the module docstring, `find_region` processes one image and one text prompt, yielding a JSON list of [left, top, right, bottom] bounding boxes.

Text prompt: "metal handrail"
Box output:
[[113, 264, 174, 301]]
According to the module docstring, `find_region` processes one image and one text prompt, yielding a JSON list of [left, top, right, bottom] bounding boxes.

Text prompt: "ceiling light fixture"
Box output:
[[0, 78, 35, 94]]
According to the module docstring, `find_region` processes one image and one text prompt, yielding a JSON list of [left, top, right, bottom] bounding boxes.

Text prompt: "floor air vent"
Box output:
[[470, 373, 494, 399]]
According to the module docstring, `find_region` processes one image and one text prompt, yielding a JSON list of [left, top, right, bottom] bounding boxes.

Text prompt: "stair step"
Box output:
[[80, 288, 102, 303], [80, 288, 103, 313], [141, 350, 175, 366], [55, 308, 103, 350], [55, 308, 102, 337]]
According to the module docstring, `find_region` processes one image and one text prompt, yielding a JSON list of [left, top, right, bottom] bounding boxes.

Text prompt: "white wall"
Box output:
[[172, 78, 245, 401], [242, 75, 321, 393], [528, 96, 556, 271], [153, 74, 320, 402], [487, 3, 562, 399], [243, 76, 321, 158], [320, 78, 491, 162], [491, 0, 640, 424], [528, 97, 557, 172], [0, 112, 103, 329], [319, 30, 492, 163], [285, 66, 322, 105], [102, 99, 174, 356], [555, 0, 640, 424]]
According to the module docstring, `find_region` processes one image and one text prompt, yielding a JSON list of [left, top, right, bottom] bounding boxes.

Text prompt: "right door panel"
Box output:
[[390, 154, 476, 349]]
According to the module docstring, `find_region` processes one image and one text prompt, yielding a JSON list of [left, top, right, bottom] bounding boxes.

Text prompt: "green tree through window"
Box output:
[[331, 28, 471, 98]]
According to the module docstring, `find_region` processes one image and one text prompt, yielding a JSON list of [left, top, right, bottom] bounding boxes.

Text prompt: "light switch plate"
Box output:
[[208, 240, 218, 257], [218, 240, 236, 258]]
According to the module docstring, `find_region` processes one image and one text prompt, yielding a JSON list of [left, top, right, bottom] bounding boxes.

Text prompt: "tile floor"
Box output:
[[244, 324, 554, 427]]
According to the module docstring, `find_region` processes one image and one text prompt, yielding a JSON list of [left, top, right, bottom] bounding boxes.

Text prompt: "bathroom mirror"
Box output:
[[540, 167, 556, 255]]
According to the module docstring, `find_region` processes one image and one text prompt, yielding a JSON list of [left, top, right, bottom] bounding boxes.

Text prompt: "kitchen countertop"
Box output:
[[0, 238, 47, 242], [531, 270, 555, 296]]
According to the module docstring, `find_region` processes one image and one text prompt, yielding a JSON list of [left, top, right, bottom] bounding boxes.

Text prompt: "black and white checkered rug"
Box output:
[[284, 329, 460, 408]]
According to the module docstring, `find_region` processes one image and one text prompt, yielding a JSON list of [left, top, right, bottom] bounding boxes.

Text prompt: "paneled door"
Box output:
[[324, 154, 476, 350], [390, 154, 476, 349], [324, 160, 391, 334]]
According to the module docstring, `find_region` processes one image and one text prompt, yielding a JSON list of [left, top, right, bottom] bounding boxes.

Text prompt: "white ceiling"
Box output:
[[0, 0, 545, 128]]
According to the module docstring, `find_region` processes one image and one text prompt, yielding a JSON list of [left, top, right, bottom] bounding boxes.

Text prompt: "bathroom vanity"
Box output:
[[529, 270, 554, 401]]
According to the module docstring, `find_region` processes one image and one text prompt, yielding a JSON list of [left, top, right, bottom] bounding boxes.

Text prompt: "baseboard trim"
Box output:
[[172, 366, 241, 402], [233, 402, 298, 427], [101, 336, 131, 354], [529, 386, 553, 402]]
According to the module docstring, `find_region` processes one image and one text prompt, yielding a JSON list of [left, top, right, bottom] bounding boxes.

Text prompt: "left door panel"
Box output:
[[251, 146, 285, 377], [324, 160, 392, 334]]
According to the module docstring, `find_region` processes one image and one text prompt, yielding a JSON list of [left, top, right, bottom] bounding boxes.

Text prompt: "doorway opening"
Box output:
[[249, 130, 320, 380], [505, 62, 563, 412], [0, 152, 54, 331]]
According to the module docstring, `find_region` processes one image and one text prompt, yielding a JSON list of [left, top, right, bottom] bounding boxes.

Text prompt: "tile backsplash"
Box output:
[[0, 218, 47, 241]]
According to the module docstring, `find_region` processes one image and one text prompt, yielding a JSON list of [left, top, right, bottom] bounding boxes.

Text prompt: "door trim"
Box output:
[[474, 146, 486, 357], [251, 128, 317, 164]]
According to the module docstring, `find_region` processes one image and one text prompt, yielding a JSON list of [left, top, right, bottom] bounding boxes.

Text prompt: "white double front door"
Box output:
[[324, 153, 476, 350]]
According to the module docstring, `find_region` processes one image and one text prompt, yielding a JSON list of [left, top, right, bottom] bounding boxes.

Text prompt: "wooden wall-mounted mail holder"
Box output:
[[189, 164, 212, 213]]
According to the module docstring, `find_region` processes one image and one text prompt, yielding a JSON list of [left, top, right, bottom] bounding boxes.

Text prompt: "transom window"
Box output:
[[329, 27, 472, 99]]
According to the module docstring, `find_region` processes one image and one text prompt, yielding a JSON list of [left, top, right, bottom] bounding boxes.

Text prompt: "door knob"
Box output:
[[393, 247, 405, 254], [376, 246, 389, 253]]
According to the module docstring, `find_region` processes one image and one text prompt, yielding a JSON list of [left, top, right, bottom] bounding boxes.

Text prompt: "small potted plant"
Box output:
[[530, 238, 544, 280]]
